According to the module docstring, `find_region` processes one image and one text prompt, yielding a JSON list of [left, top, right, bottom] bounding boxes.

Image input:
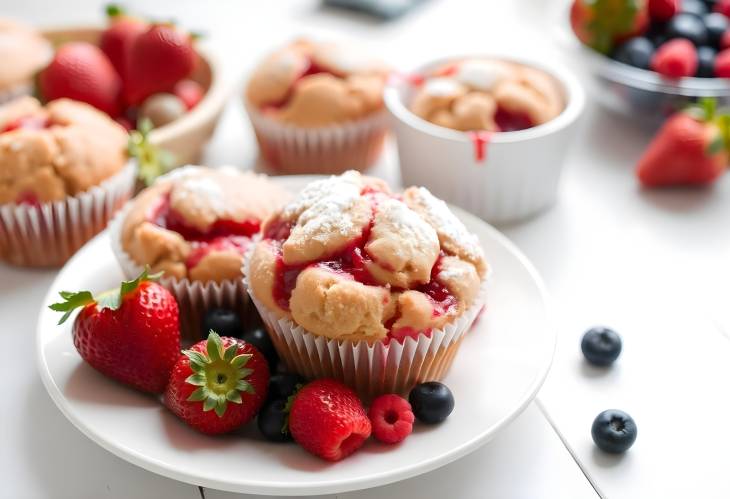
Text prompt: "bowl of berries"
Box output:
[[564, 0, 730, 124], [37, 5, 228, 171]]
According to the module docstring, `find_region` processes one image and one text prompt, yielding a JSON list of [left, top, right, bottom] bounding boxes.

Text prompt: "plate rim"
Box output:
[[35, 176, 556, 496]]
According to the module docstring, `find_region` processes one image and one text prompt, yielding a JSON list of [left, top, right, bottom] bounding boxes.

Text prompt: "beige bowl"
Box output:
[[41, 27, 228, 167]]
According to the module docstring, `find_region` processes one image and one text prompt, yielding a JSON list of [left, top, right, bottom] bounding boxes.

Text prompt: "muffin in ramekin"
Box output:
[[0, 97, 134, 267], [109, 165, 290, 342], [0, 18, 51, 104], [245, 170, 488, 400], [244, 39, 390, 175], [386, 56, 585, 224]]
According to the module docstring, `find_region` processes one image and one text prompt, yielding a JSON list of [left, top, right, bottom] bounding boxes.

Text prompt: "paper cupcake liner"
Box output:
[[108, 202, 250, 344], [0, 83, 32, 105], [244, 101, 389, 175], [0, 160, 136, 267], [243, 247, 487, 401]]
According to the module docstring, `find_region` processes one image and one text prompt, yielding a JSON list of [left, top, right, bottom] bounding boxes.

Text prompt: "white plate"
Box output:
[[36, 176, 555, 496]]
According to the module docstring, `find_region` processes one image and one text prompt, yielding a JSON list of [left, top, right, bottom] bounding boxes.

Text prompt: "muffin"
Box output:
[[244, 39, 390, 174], [385, 56, 584, 224], [245, 170, 488, 399], [110, 165, 290, 341], [0, 97, 134, 266], [0, 18, 51, 104]]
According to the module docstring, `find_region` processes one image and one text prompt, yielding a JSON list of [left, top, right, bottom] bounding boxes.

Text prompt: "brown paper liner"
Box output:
[[0, 160, 136, 267]]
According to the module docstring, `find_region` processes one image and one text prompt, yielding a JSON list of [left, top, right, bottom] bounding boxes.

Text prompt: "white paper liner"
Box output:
[[0, 160, 136, 267], [108, 201, 250, 344], [0, 83, 32, 105], [242, 245, 487, 401], [244, 100, 389, 175]]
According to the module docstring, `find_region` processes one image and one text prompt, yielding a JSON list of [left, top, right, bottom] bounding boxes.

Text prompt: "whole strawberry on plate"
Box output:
[[570, 0, 649, 54], [49, 268, 180, 393], [636, 98, 730, 187], [289, 378, 372, 461], [164, 332, 269, 435]]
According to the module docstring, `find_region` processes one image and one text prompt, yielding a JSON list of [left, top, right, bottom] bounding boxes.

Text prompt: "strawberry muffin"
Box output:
[[409, 58, 564, 133], [111, 165, 290, 341], [0, 19, 51, 104], [0, 97, 133, 267], [246, 171, 488, 399], [244, 39, 390, 174]]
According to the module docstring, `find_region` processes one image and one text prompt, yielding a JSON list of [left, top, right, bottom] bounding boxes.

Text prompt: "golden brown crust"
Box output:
[[0, 98, 129, 204]]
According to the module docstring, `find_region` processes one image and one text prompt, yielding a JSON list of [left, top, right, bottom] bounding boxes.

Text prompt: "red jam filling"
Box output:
[[148, 194, 260, 270], [494, 107, 534, 132], [262, 57, 341, 111], [15, 191, 40, 207], [1, 115, 50, 134]]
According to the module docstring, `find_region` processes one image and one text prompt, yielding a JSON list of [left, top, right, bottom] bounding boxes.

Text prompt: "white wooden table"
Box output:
[[2, 1, 730, 497]]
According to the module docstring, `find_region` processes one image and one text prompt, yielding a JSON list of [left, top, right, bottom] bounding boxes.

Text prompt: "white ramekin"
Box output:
[[385, 55, 585, 224]]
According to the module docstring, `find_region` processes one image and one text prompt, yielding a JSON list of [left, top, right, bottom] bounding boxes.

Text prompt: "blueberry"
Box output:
[[409, 382, 454, 424], [613, 37, 654, 69], [201, 308, 242, 339], [581, 327, 622, 366], [268, 373, 305, 401], [697, 46, 717, 76], [240, 326, 279, 369], [666, 13, 709, 45], [704, 13, 729, 46], [647, 22, 669, 47], [591, 409, 637, 453], [257, 399, 292, 442], [682, 0, 709, 16]]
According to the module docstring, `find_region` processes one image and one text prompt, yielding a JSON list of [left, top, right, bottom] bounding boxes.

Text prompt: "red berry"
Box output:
[[651, 39, 698, 78], [648, 0, 678, 21], [716, 0, 730, 18], [715, 48, 730, 76], [721, 30, 730, 50], [289, 379, 371, 461], [173, 79, 204, 110], [368, 394, 415, 444], [100, 13, 147, 83]]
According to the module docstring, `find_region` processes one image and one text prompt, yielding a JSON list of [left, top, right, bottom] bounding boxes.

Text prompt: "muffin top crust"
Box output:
[[248, 170, 488, 343], [0, 18, 51, 90], [245, 39, 389, 127], [409, 58, 564, 132], [121, 166, 291, 283], [0, 97, 129, 204]]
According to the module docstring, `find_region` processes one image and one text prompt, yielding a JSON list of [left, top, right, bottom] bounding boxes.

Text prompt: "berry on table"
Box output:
[[409, 382, 455, 424], [257, 399, 292, 442], [581, 327, 623, 366], [714, 46, 730, 74], [666, 13, 709, 45], [201, 308, 242, 339], [267, 373, 305, 401], [651, 38, 699, 77], [240, 326, 279, 370], [613, 37, 655, 69], [591, 409, 638, 453], [649, 0, 679, 21], [368, 394, 415, 444], [697, 45, 718, 76], [704, 12, 730, 45], [289, 379, 371, 461]]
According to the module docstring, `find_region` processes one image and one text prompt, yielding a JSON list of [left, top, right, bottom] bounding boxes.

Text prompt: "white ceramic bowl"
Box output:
[[385, 56, 585, 224]]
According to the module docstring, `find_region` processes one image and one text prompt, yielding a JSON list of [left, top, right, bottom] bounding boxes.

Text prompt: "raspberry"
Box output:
[[651, 39, 698, 78], [289, 379, 371, 461], [716, 0, 730, 18], [715, 49, 730, 77], [368, 394, 415, 444], [648, 0, 678, 22], [722, 31, 730, 50]]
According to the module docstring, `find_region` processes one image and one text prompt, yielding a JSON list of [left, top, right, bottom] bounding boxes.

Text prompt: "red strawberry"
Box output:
[[715, 48, 730, 76], [368, 394, 415, 444], [124, 24, 197, 105], [99, 4, 148, 83], [38, 42, 122, 116], [648, 0, 678, 21], [49, 269, 180, 393], [570, 0, 649, 53], [289, 379, 371, 461], [651, 39, 698, 78], [636, 99, 729, 186], [173, 79, 204, 110], [716, 0, 730, 17], [164, 332, 269, 435]]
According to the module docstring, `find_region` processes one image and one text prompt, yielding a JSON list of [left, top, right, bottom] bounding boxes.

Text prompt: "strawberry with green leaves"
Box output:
[[164, 332, 269, 435], [50, 269, 180, 393], [570, 0, 649, 54], [637, 99, 730, 187]]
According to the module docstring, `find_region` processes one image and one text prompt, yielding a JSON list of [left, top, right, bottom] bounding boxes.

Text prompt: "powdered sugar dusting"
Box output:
[[170, 175, 226, 216], [422, 77, 463, 97], [455, 59, 510, 91], [376, 197, 438, 250]]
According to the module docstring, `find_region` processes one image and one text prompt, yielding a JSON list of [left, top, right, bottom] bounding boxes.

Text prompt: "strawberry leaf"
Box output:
[[128, 118, 176, 186], [49, 291, 95, 325], [105, 4, 125, 18]]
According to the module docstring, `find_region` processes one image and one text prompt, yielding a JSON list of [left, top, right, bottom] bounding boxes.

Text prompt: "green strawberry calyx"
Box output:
[[184, 331, 256, 418], [278, 383, 303, 436], [685, 98, 730, 157], [584, 0, 642, 54], [105, 4, 125, 19], [49, 267, 162, 325], [128, 118, 175, 186]]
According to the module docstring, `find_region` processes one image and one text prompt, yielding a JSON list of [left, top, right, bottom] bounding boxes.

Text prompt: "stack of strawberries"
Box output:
[[38, 5, 204, 130]]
